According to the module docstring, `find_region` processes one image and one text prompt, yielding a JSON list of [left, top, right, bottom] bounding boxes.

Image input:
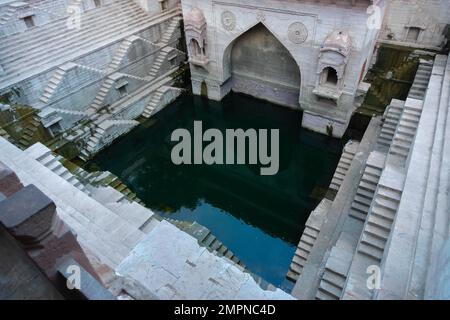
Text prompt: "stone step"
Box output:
[[349, 208, 367, 222], [317, 281, 342, 300], [1, 3, 146, 65], [371, 205, 395, 221], [351, 201, 370, 215], [367, 214, 393, 232], [359, 180, 377, 193], [1, 5, 181, 88], [364, 222, 390, 240], [356, 188, 375, 200], [358, 242, 383, 261]]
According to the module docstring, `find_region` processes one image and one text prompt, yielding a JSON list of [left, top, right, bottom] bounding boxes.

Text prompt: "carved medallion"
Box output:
[[288, 22, 308, 44], [256, 10, 266, 22], [221, 11, 236, 31]]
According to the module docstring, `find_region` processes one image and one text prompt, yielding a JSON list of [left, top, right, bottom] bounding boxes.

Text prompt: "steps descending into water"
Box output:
[[17, 115, 41, 149], [329, 141, 359, 193], [0, 139, 148, 270], [141, 86, 170, 118], [165, 218, 245, 269], [286, 198, 332, 283]]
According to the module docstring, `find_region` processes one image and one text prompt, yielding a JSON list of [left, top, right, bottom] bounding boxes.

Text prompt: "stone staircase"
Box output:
[[80, 119, 139, 160], [0, 126, 11, 141], [0, 0, 180, 88], [408, 60, 433, 100], [48, 107, 87, 116], [316, 246, 353, 300], [18, 115, 41, 149], [0, 5, 15, 26], [329, 141, 359, 192], [147, 17, 182, 79], [377, 99, 404, 149], [0, 138, 150, 270], [357, 181, 402, 263], [389, 98, 423, 161], [107, 36, 139, 72], [88, 76, 116, 112], [373, 54, 450, 300], [165, 218, 245, 268], [141, 86, 168, 118], [348, 154, 384, 222], [286, 199, 331, 282], [24, 143, 89, 194], [39, 67, 67, 104]]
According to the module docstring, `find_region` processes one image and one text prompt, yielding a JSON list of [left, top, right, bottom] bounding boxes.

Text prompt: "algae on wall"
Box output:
[[357, 44, 420, 116]]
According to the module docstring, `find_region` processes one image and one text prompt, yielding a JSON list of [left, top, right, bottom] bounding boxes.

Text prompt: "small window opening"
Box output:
[[22, 16, 35, 29]]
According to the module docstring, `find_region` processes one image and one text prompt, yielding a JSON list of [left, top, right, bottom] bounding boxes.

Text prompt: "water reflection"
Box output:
[[89, 93, 342, 288]]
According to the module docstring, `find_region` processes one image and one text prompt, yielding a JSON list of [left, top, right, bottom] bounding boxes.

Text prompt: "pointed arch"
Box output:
[[221, 22, 301, 108]]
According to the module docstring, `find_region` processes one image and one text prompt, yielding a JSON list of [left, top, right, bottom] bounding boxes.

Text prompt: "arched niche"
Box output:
[[222, 23, 301, 108], [314, 30, 352, 101], [184, 7, 208, 67]]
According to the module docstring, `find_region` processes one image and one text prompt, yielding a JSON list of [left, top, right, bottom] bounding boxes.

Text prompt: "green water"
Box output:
[[89, 93, 343, 289]]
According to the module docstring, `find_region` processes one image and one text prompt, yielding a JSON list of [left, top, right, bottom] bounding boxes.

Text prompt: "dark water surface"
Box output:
[[89, 93, 343, 289]]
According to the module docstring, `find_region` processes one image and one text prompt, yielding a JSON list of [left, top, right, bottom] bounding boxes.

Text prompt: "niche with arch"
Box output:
[[314, 31, 352, 102], [184, 8, 209, 67]]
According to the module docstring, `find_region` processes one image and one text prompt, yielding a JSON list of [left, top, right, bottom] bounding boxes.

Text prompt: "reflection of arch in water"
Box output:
[[221, 23, 301, 108]]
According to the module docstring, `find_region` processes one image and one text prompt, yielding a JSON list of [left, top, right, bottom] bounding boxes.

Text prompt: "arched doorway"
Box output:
[[227, 23, 301, 108]]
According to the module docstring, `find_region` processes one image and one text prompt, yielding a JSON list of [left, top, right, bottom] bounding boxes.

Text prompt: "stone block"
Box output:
[[56, 257, 115, 300], [0, 184, 55, 245], [0, 161, 23, 197]]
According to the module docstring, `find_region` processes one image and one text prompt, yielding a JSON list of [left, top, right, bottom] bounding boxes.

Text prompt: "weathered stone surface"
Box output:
[[0, 161, 23, 197], [117, 220, 294, 300], [56, 258, 115, 300], [0, 184, 55, 244], [0, 225, 63, 300]]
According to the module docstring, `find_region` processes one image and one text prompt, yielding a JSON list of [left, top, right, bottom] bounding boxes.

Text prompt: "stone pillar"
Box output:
[[0, 184, 101, 284]]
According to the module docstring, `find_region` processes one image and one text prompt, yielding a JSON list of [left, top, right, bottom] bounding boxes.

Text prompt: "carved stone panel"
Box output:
[[288, 22, 308, 44], [221, 11, 236, 31]]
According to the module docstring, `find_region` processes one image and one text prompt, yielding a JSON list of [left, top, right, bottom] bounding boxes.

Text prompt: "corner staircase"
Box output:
[[147, 17, 182, 79], [141, 86, 168, 118], [0, 5, 15, 26], [107, 36, 139, 72], [80, 119, 139, 160]]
